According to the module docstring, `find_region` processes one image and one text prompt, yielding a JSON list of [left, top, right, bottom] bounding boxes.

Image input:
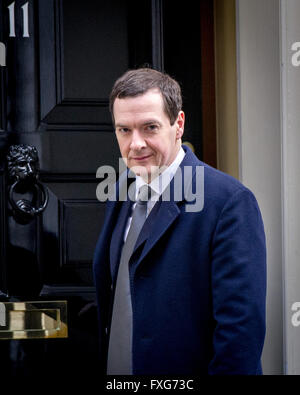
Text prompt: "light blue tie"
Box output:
[[107, 185, 151, 375]]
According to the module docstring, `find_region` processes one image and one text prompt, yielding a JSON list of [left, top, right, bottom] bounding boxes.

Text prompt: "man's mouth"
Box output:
[[132, 155, 152, 161]]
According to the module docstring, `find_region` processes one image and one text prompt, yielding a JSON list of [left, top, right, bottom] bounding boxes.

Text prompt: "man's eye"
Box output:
[[118, 128, 130, 133], [145, 124, 158, 132]]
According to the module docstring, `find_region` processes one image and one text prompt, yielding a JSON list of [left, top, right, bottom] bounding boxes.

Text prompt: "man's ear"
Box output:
[[175, 111, 185, 140]]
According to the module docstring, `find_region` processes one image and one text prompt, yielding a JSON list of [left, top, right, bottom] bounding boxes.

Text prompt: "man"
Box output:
[[93, 68, 266, 375]]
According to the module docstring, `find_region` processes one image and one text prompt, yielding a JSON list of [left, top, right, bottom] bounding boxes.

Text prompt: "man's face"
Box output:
[[113, 89, 184, 181]]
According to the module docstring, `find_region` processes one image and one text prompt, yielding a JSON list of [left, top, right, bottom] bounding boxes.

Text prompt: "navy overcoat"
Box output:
[[93, 145, 266, 375]]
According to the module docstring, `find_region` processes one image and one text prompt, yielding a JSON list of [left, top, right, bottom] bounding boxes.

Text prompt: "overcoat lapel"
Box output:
[[131, 146, 199, 270], [109, 170, 135, 282], [110, 198, 133, 283], [131, 199, 180, 270], [111, 145, 199, 275]]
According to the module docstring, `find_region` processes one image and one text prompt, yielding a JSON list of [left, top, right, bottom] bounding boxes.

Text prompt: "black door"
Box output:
[[0, 0, 216, 377]]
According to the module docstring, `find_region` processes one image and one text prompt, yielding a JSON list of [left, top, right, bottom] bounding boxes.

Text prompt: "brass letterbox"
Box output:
[[0, 301, 68, 339]]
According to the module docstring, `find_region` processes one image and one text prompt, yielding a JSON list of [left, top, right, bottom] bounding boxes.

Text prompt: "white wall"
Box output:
[[280, 0, 300, 376], [236, 0, 283, 374], [237, 0, 300, 375]]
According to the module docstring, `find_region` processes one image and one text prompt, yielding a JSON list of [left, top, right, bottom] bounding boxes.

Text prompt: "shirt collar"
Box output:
[[135, 147, 185, 199]]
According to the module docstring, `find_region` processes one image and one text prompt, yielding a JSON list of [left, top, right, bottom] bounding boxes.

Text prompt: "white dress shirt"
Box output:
[[124, 147, 185, 242]]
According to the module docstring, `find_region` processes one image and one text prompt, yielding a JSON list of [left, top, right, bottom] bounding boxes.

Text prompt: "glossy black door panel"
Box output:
[[0, 0, 154, 376], [0, 0, 215, 377]]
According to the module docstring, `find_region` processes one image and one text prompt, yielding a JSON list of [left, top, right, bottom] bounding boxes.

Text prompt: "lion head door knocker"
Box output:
[[7, 145, 49, 223]]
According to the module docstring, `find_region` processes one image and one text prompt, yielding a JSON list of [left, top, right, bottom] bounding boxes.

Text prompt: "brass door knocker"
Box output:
[[7, 145, 49, 223]]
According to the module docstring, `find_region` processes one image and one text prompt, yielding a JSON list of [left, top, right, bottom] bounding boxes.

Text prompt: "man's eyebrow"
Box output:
[[142, 119, 162, 126], [115, 120, 162, 128]]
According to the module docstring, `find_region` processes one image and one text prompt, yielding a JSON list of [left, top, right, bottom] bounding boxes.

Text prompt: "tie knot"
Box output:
[[137, 185, 152, 205]]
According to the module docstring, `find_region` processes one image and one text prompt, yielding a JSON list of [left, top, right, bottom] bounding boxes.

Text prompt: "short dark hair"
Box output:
[[109, 68, 182, 126]]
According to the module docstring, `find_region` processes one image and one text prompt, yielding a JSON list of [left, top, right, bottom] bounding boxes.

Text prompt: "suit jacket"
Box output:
[[93, 145, 266, 375]]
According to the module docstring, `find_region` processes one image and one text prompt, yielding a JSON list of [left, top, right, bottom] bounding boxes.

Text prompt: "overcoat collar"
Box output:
[[109, 198, 132, 282], [109, 145, 200, 279], [131, 145, 199, 270]]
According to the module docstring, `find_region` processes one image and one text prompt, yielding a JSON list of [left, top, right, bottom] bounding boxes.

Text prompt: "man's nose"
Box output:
[[130, 130, 146, 150]]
